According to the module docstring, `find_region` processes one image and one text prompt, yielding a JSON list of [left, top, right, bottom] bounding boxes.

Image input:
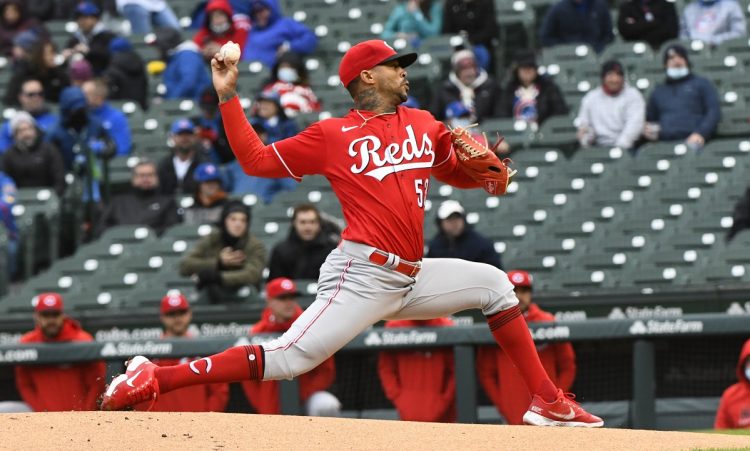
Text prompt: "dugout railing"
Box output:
[[0, 314, 748, 429]]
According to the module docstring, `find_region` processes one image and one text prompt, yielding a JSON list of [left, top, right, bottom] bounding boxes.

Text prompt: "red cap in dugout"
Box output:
[[266, 277, 301, 299], [160, 292, 190, 314], [35, 292, 64, 312], [507, 270, 533, 288], [338, 40, 418, 88]]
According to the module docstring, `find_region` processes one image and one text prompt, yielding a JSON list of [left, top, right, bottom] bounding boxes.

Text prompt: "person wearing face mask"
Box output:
[[193, 0, 249, 63], [95, 159, 181, 237], [644, 45, 720, 151], [430, 49, 503, 123], [681, 0, 747, 46], [260, 52, 320, 118], [715, 338, 750, 429], [241, 0, 317, 68], [499, 51, 568, 128], [179, 200, 266, 303], [157, 118, 209, 196], [14, 293, 106, 412], [576, 60, 645, 151], [183, 162, 229, 226], [1, 112, 65, 196]]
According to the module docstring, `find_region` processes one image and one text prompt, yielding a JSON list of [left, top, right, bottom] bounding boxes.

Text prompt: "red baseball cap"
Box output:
[[160, 292, 190, 314], [35, 292, 64, 312], [507, 270, 533, 288], [265, 277, 300, 299], [338, 39, 417, 88]]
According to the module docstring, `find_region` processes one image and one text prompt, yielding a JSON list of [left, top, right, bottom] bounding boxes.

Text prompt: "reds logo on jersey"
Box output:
[[348, 125, 434, 181]]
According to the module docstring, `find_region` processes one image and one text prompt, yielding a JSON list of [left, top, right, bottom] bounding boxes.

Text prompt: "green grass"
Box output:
[[692, 429, 750, 436]]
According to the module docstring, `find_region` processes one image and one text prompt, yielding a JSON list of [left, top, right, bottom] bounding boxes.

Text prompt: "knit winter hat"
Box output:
[[451, 49, 476, 70], [663, 44, 690, 66], [601, 60, 624, 78], [10, 111, 36, 135]]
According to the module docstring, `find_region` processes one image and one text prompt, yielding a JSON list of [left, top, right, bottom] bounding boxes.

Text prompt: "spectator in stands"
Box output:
[[134, 293, 229, 412], [241, 0, 318, 68], [576, 60, 645, 151], [48, 85, 113, 169], [0, 169, 17, 277], [499, 51, 568, 128], [193, 0, 250, 62], [426, 200, 502, 268], [715, 338, 750, 429], [382, 0, 443, 45], [378, 317, 456, 422], [4, 39, 69, 106], [82, 78, 132, 157], [261, 52, 321, 118], [617, 0, 679, 50], [96, 159, 181, 236], [179, 200, 266, 301], [644, 45, 720, 151], [183, 163, 229, 226], [0, 0, 41, 57], [250, 91, 299, 143], [0, 79, 58, 153], [1, 112, 65, 196], [539, 0, 614, 53], [477, 270, 576, 425], [14, 293, 105, 411], [442, 0, 498, 70], [157, 118, 208, 196], [116, 0, 180, 35], [681, 0, 747, 46], [726, 186, 750, 242], [101, 37, 148, 110], [63, 2, 117, 74], [151, 27, 212, 100], [267, 204, 338, 281], [430, 49, 502, 123], [193, 87, 233, 164], [242, 277, 341, 416], [224, 123, 297, 203], [68, 58, 94, 87]]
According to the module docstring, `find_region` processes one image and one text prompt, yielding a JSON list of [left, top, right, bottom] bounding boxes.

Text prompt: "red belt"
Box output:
[[368, 250, 422, 277]]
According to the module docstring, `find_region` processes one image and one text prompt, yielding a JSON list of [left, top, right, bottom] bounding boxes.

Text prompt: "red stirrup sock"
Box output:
[[155, 345, 264, 394], [487, 306, 558, 402]]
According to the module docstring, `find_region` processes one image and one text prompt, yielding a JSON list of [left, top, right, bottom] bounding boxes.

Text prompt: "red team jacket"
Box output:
[[715, 338, 750, 429], [15, 318, 105, 411], [477, 304, 577, 425], [134, 333, 229, 412], [241, 306, 336, 414], [378, 318, 456, 422], [220, 97, 481, 262]]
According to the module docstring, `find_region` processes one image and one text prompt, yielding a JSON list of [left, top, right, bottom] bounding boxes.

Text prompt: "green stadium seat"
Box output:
[[532, 116, 578, 151]]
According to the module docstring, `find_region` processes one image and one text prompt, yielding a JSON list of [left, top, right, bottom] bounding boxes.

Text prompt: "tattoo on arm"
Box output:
[[219, 91, 238, 104]]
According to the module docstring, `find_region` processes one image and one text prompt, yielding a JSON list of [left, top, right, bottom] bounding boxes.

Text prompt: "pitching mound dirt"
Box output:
[[2, 412, 749, 450]]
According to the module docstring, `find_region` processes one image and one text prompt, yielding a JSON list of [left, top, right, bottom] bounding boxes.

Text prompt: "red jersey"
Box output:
[[378, 318, 456, 422], [15, 318, 106, 411], [241, 306, 336, 414], [715, 338, 750, 429], [220, 97, 480, 261], [477, 304, 577, 425]]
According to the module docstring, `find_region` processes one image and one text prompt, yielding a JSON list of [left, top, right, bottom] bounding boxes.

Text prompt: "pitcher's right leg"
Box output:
[[101, 249, 409, 410]]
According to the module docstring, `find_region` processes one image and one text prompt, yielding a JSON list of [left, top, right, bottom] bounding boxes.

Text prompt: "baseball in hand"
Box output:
[[220, 41, 241, 64]]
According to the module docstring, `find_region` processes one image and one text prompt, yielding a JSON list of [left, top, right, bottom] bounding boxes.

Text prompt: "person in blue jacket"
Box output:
[[241, 0, 317, 68], [0, 171, 19, 279], [539, 0, 614, 53], [644, 44, 721, 151], [152, 27, 212, 100], [0, 79, 58, 153], [250, 91, 298, 144], [381, 0, 443, 46], [426, 200, 503, 269], [82, 78, 131, 157]]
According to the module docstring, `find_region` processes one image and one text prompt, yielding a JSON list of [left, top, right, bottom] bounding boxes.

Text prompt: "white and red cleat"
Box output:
[[523, 390, 604, 427], [100, 356, 159, 411]]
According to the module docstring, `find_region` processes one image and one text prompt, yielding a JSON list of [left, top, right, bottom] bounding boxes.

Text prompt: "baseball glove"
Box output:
[[450, 125, 517, 195]]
